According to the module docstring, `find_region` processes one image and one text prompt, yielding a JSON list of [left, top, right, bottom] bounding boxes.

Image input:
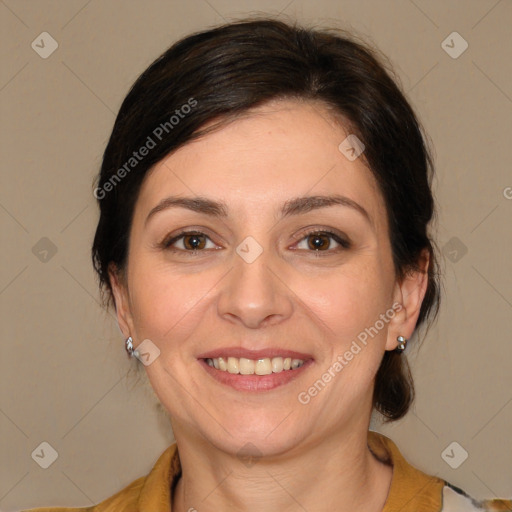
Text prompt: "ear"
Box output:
[[385, 249, 430, 351], [108, 263, 135, 340]]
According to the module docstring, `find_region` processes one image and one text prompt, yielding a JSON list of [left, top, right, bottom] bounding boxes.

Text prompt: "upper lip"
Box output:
[[197, 347, 314, 360]]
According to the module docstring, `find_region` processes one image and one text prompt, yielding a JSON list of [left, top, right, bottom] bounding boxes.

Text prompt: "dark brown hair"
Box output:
[[92, 17, 441, 421]]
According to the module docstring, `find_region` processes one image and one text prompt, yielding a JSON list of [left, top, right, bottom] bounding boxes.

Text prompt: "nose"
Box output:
[[217, 248, 294, 329]]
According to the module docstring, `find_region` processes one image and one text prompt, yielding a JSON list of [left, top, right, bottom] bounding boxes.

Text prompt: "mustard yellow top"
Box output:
[[23, 431, 511, 512]]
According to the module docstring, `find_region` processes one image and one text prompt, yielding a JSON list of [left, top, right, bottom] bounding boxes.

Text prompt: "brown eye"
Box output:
[[182, 233, 207, 250], [162, 231, 217, 252], [295, 230, 351, 253], [306, 233, 331, 251]]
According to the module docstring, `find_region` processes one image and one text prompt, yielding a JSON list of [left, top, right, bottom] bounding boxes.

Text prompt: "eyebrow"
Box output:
[[145, 194, 373, 228]]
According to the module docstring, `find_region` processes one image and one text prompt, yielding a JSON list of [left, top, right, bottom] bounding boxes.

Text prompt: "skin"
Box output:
[[110, 98, 429, 512]]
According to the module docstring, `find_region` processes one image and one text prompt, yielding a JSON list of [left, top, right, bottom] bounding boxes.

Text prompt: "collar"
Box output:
[[135, 430, 445, 511], [367, 430, 444, 511]]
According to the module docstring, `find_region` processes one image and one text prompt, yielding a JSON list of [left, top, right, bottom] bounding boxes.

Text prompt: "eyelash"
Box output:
[[160, 228, 351, 256]]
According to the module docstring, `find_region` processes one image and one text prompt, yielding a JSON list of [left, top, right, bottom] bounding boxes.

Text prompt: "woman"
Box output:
[[26, 18, 511, 512]]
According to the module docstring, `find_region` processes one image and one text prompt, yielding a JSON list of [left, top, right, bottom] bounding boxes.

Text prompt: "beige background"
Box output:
[[1, 0, 511, 510]]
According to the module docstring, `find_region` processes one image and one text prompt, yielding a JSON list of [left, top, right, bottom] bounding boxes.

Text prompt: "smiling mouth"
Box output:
[[204, 356, 306, 375]]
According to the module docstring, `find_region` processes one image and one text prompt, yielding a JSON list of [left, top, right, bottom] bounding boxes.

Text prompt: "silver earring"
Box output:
[[396, 335, 407, 352], [125, 336, 135, 357]]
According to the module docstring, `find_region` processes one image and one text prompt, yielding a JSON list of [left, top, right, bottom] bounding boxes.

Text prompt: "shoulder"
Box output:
[[22, 443, 179, 512], [21, 476, 145, 512], [368, 431, 511, 512], [442, 481, 512, 511]]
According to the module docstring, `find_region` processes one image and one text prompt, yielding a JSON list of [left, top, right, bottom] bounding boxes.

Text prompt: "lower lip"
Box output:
[[199, 359, 314, 391]]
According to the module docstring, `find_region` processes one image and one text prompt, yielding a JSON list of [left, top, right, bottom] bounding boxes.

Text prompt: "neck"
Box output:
[[170, 423, 392, 512]]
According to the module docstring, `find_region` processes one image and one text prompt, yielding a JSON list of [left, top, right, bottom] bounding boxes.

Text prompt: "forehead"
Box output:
[[134, 99, 386, 226]]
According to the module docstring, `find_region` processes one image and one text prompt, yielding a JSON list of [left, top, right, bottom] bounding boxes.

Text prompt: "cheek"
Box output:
[[300, 261, 391, 346], [129, 262, 216, 346]]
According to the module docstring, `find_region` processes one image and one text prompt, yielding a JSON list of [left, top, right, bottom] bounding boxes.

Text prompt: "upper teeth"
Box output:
[[206, 356, 305, 375]]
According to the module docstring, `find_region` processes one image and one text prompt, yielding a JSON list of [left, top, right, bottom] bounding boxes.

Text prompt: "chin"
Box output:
[[202, 415, 307, 459]]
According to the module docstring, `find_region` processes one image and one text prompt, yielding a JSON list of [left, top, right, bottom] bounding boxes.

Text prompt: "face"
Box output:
[[111, 99, 427, 457]]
